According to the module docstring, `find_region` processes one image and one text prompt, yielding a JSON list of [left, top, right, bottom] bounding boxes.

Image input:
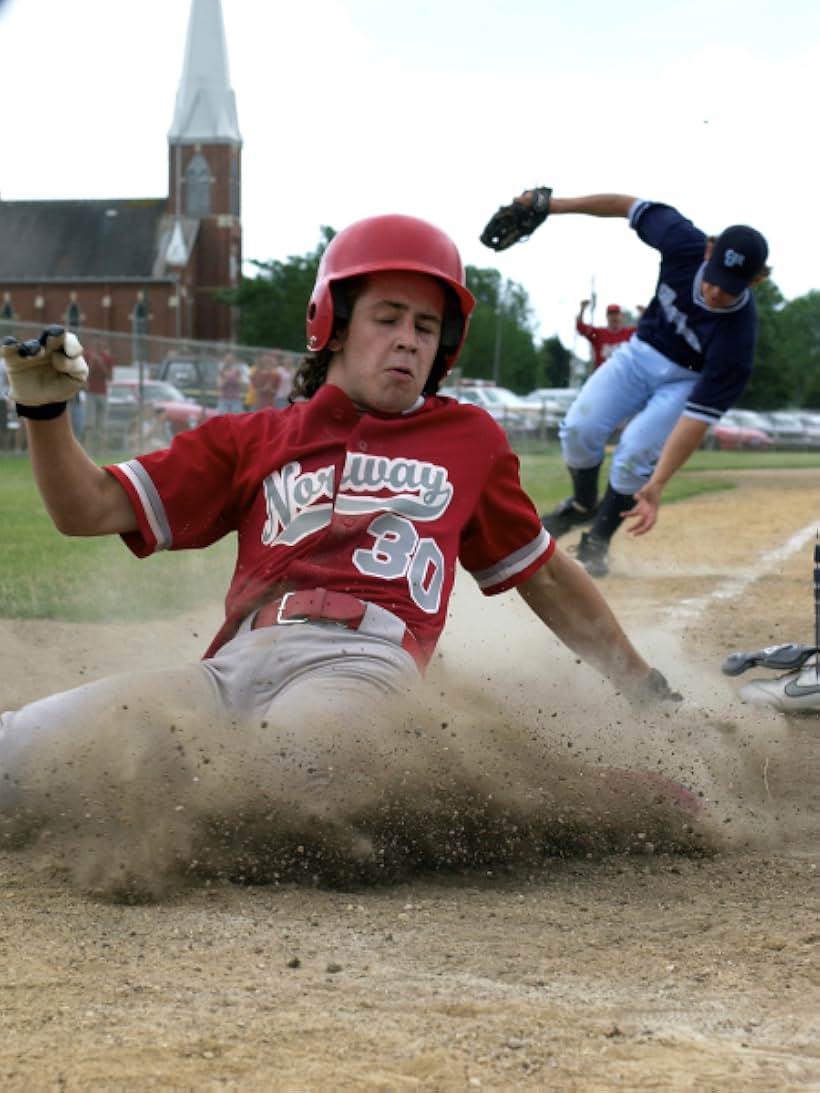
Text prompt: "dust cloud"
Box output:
[[4, 580, 809, 902]]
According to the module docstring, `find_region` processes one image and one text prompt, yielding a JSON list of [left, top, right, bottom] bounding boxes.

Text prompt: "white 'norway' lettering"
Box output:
[[262, 460, 335, 546], [338, 452, 453, 520]]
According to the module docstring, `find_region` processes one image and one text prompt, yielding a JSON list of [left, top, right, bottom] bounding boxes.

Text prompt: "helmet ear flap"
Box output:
[[330, 281, 351, 326], [439, 287, 465, 358]]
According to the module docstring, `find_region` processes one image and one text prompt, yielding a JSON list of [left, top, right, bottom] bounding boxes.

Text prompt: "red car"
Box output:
[[107, 379, 218, 449], [703, 412, 772, 451]]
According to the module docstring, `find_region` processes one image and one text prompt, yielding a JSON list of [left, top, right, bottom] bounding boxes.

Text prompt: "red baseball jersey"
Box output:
[[576, 321, 636, 368], [107, 384, 554, 664]]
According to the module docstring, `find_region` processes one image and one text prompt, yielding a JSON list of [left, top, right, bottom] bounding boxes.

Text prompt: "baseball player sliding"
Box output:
[[0, 215, 681, 859], [481, 188, 769, 578]]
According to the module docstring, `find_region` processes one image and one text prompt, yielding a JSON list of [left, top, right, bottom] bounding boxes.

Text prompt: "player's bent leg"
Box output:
[[0, 665, 223, 844], [548, 343, 655, 541], [608, 373, 696, 496]]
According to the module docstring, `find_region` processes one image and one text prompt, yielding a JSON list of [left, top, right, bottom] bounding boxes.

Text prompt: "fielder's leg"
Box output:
[[543, 342, 653, 538], [576, 350, 697, 576]]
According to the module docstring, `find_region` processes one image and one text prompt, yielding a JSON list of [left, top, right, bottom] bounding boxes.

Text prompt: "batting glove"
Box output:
[[1, 325, 88, 406]]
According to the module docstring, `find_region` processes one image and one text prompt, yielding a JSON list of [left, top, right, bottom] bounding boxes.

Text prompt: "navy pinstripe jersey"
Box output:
[[630, 200, 759, 422]]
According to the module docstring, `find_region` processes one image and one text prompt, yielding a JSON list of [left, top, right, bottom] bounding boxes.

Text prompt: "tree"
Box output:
[[223, 227, 335, 350], [738, 279, 790, 408], [775, 290, 820, 406], [537, 336, 572, 387], [458, 267, 540, 392]]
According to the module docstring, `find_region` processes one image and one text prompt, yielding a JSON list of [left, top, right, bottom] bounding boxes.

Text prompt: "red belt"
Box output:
[[252, 589, 424, 670]]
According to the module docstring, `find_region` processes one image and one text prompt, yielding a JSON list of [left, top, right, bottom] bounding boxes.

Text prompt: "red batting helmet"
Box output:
[[306, 214, 476, 372]]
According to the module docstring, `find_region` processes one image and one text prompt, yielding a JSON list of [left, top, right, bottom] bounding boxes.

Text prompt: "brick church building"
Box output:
[[0, 0, 242, 346]]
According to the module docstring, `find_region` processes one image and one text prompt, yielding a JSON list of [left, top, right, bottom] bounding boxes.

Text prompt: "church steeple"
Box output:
[[168, 0, 241, 145], [167, 0, 242, 343]]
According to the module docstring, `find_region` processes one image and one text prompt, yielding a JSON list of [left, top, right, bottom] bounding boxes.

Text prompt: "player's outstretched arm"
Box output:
[[23, 414, 138, 537], [517, 547, 679, 703], [3, 327, 137, 536]]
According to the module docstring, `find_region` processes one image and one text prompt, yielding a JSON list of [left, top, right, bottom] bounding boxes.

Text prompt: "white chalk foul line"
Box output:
[[674, 521, 820, 631]]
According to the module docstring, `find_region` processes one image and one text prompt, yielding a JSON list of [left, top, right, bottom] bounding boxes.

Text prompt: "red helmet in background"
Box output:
[[306, 214, 475, 373]]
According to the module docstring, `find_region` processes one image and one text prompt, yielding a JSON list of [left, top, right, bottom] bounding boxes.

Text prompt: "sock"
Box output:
[[569, 463, 602, 513], [590, 484, 637, 541]]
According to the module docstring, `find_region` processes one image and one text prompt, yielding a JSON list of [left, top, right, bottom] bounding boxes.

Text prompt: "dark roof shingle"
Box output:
[[0, 199, 167, 280]]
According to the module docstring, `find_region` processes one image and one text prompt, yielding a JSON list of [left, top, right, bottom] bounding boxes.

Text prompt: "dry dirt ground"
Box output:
[[1, 467, 818, 1091]]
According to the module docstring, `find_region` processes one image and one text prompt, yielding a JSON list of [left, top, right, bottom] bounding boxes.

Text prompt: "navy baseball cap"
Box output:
[[703, 225, 769, 295]]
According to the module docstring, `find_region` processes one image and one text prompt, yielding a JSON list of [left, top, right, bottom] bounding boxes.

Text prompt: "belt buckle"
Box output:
[[275, 591, 309, 625]]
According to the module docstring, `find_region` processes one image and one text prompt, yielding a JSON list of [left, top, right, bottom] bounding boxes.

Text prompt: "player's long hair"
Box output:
[[291, 277, 458, 402]]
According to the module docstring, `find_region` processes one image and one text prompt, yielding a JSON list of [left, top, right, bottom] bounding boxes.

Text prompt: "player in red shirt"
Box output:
[[575, 300, 636, 370], [0, 215, 680, 871]]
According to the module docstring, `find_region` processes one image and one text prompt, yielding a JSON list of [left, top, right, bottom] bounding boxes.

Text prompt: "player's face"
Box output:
[[326, 271, 445, 414], [700, 280, 742, 309], [606, 313, 623, 330]]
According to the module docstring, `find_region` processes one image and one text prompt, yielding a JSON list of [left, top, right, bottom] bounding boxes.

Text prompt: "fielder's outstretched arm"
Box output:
[[22, 414, 137, 537], [519, 192, 637, 219], [517, 547, 652, 689], [625, 417, 710, 536]]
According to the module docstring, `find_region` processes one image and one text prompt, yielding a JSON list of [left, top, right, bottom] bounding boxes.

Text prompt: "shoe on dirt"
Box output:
[[574, 530, 609, 578], [739, 662, 820, 714], [540, 497, 596, 538]]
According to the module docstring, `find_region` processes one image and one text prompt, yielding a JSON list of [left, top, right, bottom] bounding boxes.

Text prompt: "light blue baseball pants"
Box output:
[[560, 337, 699, 495]]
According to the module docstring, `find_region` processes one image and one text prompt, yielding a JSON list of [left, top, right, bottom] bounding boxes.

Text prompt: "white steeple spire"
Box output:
[[168, 0, 242, 145]]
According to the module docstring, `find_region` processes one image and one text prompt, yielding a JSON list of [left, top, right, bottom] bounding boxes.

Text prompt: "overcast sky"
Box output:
[[1, 0, 818, 351]]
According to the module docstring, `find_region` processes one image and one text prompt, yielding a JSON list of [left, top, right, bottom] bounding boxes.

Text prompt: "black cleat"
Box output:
[[541, 497, 596, 538], [574, 531, 609, 577]]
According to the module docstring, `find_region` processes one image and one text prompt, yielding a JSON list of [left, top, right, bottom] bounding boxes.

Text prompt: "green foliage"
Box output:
[[740, 281, 820, 410], [226, 226, 335, 351], [458, 267, 541, 392], [776, 290, 820, 406], [536, 336, 572, 387]]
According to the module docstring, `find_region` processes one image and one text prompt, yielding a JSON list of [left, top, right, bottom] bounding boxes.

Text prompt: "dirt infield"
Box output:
[[1, 468, 817, 1091]]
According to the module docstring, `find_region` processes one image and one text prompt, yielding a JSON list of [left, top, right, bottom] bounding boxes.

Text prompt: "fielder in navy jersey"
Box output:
[[528, 191, 769, 578]]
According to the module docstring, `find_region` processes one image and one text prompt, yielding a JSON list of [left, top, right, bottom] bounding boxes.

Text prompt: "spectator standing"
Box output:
[[273, 355, 294, 408], [246, 353, 278, 410], [85, 341, 114, 451], [575, 300, 636, 371], [217, 352, 245, 414]]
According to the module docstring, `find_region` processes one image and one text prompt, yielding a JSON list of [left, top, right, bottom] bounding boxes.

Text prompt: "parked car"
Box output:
[[702, 410, 772, 451], [439, 384, 535, 436], [107, 379, 217, 449], [721, 409, 773, 436], [757, 410, 810, 450], [521, 387, 579, 432], [795, 411, 820, 449], [157, 357, 249, 408]]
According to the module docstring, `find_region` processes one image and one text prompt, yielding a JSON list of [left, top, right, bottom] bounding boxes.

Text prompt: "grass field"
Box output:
[[1, 448, 817, 622]]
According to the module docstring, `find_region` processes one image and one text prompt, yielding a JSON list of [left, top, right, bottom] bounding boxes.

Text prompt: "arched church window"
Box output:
[[185, 153, 212, 218]]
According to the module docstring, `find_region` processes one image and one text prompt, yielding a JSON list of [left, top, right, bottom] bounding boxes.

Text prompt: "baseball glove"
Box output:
[[480, 187, 552, 251]]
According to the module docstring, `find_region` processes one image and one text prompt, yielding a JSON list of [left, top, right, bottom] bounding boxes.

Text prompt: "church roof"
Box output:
[[168, 0, 242, 145], [0, 199, 172, 281]]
